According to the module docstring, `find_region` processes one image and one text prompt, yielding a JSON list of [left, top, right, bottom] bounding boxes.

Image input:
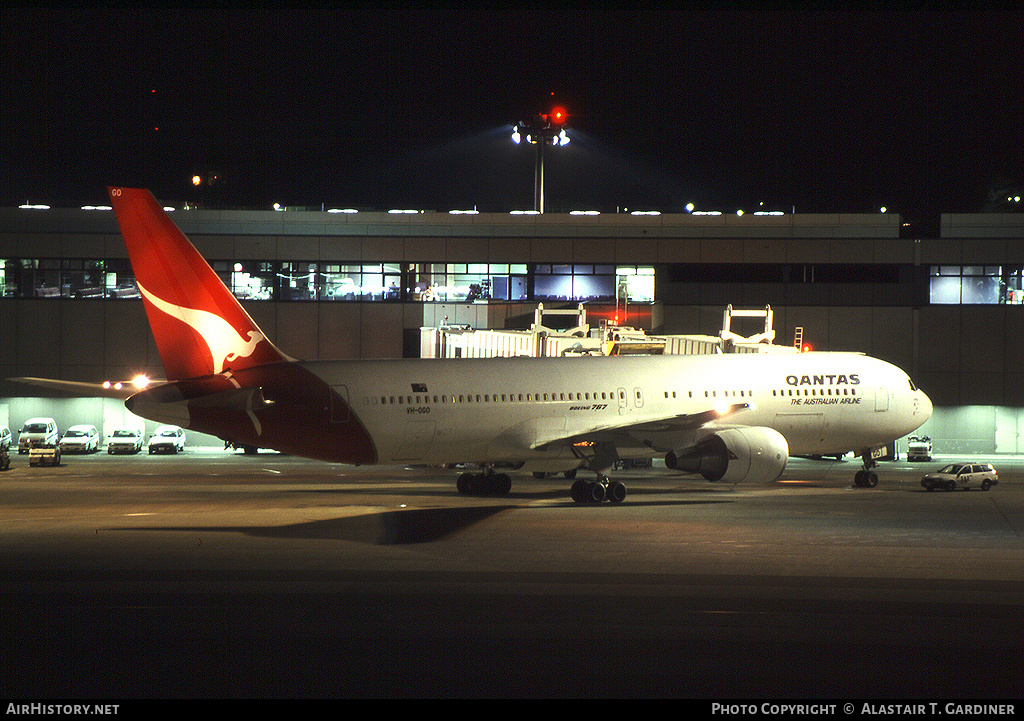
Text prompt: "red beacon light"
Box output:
[[548, 106, 568, 125]]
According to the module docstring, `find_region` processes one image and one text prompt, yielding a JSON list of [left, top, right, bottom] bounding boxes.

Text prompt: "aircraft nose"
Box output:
[[918, 389, 933, 421]]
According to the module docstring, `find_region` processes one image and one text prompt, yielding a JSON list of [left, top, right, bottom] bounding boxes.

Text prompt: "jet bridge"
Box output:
[[420, 304, 799, 358]]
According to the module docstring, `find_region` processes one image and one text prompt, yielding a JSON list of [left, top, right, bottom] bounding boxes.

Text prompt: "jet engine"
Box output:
[[665, 427, 789, 483]]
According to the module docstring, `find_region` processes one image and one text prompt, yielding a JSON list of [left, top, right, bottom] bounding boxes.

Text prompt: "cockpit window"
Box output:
[[908, 379, 918, 391]]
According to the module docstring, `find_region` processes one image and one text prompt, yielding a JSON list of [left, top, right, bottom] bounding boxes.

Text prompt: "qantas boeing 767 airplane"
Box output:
[[19, 188, 934, 502]]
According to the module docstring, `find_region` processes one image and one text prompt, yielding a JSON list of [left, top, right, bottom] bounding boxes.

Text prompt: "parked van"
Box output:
[[18, 417, 58, 453]]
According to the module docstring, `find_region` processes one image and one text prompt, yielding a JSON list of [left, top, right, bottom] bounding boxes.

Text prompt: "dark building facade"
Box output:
[[1, 207, 1021, 453]]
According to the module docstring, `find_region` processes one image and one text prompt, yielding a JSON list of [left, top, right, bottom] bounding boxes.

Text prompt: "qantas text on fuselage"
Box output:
[[786, 374, 860, 386]]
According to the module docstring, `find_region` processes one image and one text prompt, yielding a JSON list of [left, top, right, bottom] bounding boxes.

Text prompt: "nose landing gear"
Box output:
[[854, 451, 879, 487]]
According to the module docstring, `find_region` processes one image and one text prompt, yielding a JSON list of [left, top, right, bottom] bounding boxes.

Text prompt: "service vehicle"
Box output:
[[28, 441, 61, 467], [907, 435, 932, 461], [0, 426, 11, 450], [921, 462, 998, 491], [59, 424, 100, 453], [148, 425, 186, 454], [18, 417, 58, 454], [107, 427, 144, 454]]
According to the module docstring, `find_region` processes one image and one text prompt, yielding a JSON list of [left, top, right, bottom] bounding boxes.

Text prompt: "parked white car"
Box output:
[[148, 425, 186, 454], [107, 427, 144, 454], [0, 426, 11, 450], [59, 425, 100, 453], [921, 463, 998, 492]]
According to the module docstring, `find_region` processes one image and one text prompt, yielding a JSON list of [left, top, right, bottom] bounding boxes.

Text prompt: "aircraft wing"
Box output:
[[531, 403, 752, 450], [8, 377, 164, 400]]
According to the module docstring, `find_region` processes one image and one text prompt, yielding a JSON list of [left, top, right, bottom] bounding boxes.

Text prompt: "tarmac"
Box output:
[[2, 449, 1023, 699]]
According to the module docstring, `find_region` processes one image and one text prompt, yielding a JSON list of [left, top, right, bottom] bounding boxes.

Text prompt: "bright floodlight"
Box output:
[[511, 106, 571, 213]]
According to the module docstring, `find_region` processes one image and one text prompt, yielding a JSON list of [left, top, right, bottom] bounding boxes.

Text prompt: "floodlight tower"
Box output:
[[511, 106, 570, 213]]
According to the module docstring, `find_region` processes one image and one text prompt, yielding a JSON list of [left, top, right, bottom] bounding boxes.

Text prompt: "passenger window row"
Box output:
[[661, 390, 755, 398], [772, 388, 858, 397], [380, 390, 635, 405]]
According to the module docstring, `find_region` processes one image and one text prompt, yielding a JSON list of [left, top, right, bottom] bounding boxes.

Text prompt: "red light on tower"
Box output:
[[549, 106, 568, 125]]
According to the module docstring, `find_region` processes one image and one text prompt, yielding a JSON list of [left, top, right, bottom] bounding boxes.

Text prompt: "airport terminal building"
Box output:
[[1, 206, 1021, 454]]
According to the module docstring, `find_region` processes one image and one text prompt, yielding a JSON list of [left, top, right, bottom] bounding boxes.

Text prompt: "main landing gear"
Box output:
[[570, 475, 627, 504], [854, 451, 879, 488], [566, 441, 627, 503], [456, 468, 512, 497], [454, 465, 627, 503]]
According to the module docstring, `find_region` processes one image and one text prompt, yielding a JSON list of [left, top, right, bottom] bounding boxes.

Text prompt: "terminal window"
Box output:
[[929, 265, 1024, 304], [410, 263, 528, 302], [533, 265, 654, 303]]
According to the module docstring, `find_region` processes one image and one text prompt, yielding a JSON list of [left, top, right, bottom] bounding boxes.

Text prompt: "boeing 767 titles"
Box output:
[[15, 188, 933, 502]]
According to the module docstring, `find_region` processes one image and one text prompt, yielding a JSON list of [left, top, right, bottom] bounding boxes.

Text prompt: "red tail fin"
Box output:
[[108, 187, 291, 380]]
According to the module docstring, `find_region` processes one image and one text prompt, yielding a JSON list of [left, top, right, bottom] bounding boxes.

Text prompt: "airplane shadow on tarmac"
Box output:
[[105, 494, 733, 545], [107, 505, 517, 545]]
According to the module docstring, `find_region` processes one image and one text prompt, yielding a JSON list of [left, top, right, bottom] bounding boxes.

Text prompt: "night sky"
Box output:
[[3, 7, 1022, 235]]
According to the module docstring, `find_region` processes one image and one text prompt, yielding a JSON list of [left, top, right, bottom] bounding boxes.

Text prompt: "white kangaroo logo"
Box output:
[[138, 282, 266, 374]]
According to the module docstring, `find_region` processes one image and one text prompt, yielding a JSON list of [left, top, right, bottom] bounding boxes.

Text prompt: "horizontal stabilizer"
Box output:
[[8, 377, 164, 400]]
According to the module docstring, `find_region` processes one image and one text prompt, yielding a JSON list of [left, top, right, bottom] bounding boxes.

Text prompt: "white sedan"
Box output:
[[59, 425, 100, 453], [148, 425, 187, 454], [108, 427, 144, 454], [921, 463, 998, 491]]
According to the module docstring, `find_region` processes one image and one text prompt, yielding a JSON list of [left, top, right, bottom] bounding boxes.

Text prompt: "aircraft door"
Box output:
[[330, 385, 350, 423], [875, 386, 889, 412]]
